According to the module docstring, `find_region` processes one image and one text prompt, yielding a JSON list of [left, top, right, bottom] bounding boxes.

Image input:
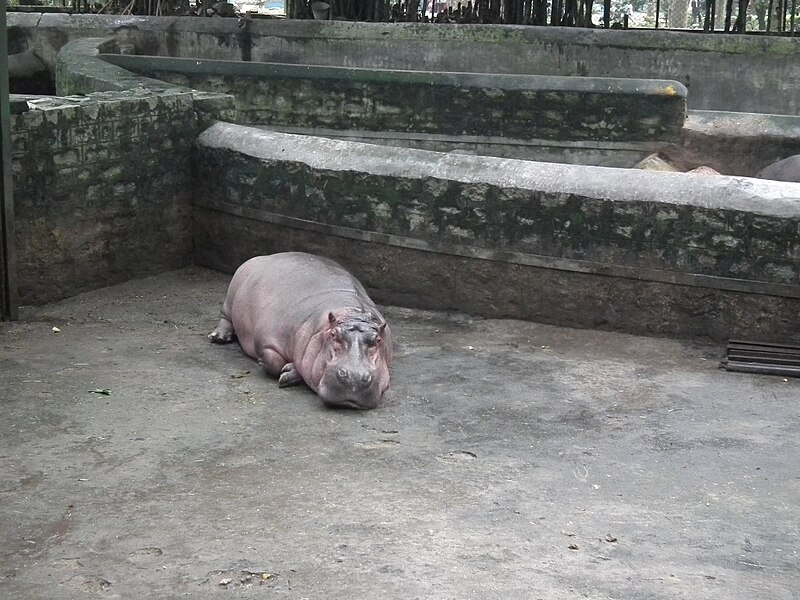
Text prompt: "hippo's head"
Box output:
[[317, 313, 392, 410]]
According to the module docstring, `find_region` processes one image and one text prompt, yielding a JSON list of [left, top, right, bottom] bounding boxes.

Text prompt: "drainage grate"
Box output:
[[723, 340, 800, 378]]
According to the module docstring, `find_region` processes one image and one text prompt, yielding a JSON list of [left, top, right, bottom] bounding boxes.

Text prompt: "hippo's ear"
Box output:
[[328, 312, 337, 326], [378, 322, 386, 335]]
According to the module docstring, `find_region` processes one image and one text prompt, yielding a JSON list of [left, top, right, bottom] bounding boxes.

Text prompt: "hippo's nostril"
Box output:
[[361, 372, 373, 384], [336, 368, 349, 382]]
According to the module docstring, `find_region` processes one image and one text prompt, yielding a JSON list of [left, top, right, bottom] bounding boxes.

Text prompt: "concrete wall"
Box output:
[[103, 54, 686, 143], [13, 15, 800, 173], [8, 14, 800, 115], [62, 35, 800, 178], [116, 54, 800, 176], [9, 16, 800, 342], [11, 91, 197, 304], [676, 111, 800, 177], [193, 123, 800, 341]]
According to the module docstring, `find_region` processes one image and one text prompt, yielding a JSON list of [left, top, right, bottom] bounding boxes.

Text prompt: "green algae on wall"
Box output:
[[195, 143, 800, 288], [140, 63, 687, 143], [11, 91, 197, 304]]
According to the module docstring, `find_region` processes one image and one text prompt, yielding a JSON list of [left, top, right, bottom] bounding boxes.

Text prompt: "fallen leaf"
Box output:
[[260, 573, 275, 582], [606, 534, 618, 543], [88, 389, 112, 395], [52, 327, 61, 333], [230, 371, 250, 379], [219, 578, 232, 586], [568, 543, 579, 550]]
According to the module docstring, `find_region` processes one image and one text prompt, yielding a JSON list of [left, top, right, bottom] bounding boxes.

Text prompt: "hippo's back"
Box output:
[[224, 252, 378, 356]]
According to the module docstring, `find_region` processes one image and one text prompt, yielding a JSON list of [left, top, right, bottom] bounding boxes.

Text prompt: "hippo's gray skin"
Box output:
[[757, 155, 800, 182], [209, 252, 393, 409]]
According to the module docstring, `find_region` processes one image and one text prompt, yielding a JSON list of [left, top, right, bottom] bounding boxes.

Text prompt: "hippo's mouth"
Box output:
[[322, 398, 372, 410], [317, 365, 383, 410], [317, 383, 381, 410], [319, 390, 380, 410]]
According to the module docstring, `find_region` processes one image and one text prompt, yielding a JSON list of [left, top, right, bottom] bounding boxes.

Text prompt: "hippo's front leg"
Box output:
[[257, 346, 303, 387], [278, 363, 303, 388]]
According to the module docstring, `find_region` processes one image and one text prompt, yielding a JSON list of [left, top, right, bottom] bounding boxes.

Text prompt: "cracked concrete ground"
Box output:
[[1, 267, 798, 599]]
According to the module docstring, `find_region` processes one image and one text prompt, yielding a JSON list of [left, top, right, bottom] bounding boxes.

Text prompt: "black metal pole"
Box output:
[[0, 3, 17, 321]]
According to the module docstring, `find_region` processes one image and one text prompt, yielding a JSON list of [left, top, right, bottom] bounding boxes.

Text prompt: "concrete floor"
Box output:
[[1, 267, 798, 599]]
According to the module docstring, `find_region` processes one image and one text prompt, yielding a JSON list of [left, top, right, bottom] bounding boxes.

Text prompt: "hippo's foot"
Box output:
[[208, 318, 235, 344], [278, 363, 303, 388]]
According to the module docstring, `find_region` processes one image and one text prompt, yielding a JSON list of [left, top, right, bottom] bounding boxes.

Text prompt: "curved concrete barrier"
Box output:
[[194, 123, 800, 340]]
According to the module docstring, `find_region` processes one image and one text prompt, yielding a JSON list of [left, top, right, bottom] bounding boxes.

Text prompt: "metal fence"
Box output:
[[7, 0, 798, 32]]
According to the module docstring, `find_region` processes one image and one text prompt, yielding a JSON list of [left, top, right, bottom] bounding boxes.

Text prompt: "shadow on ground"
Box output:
[[1, 268, 798, 598]]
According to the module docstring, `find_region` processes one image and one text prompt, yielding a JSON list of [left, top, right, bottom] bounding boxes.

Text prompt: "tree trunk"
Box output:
[[666, 0, 690, 25]]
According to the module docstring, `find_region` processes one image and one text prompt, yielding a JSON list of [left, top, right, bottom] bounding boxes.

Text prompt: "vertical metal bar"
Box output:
[[767, 0, 774, 30], [782, 0, 789, 31], [0, 3, 17, 321]]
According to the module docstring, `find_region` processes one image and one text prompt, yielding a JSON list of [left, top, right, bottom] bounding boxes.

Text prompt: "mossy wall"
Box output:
[[9, 14, 800, 114], [11, 91, 197, 304], [195, 124, 800, 288], [8, 16, 800, 341], [192, 123, 800, 340], [103, 56, 686, 143]]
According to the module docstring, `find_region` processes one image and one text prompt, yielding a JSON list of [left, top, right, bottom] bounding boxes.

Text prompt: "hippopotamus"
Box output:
[[209, 252, 393, 409], [687, 166, 720, 175], [757, 155, 800, 182]]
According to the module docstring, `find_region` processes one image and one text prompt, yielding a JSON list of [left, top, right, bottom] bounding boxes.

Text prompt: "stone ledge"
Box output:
[[192, 124, 800, 340], [55, 37, 235, 124], [198, 123, 800, 217], [195, 123, 800, 289], [104, 53, 687, 142]]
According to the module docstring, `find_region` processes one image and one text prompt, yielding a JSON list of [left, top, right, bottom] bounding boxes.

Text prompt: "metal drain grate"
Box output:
[[723, 340, 800, 378]]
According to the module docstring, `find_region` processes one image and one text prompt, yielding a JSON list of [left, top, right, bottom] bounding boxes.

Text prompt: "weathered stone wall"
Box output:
[[55, 37, 181, 97], [54, 38, 236, 124], [673, 111, 800, 177], [194, 215, 800, 342], [101, 55, 686, 143], [9, 15, 800, 342], [193, 123, 800, 341], [8, 14, 800, 114], [40, 21, 800, 176], [11, 91, 197, 304]]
